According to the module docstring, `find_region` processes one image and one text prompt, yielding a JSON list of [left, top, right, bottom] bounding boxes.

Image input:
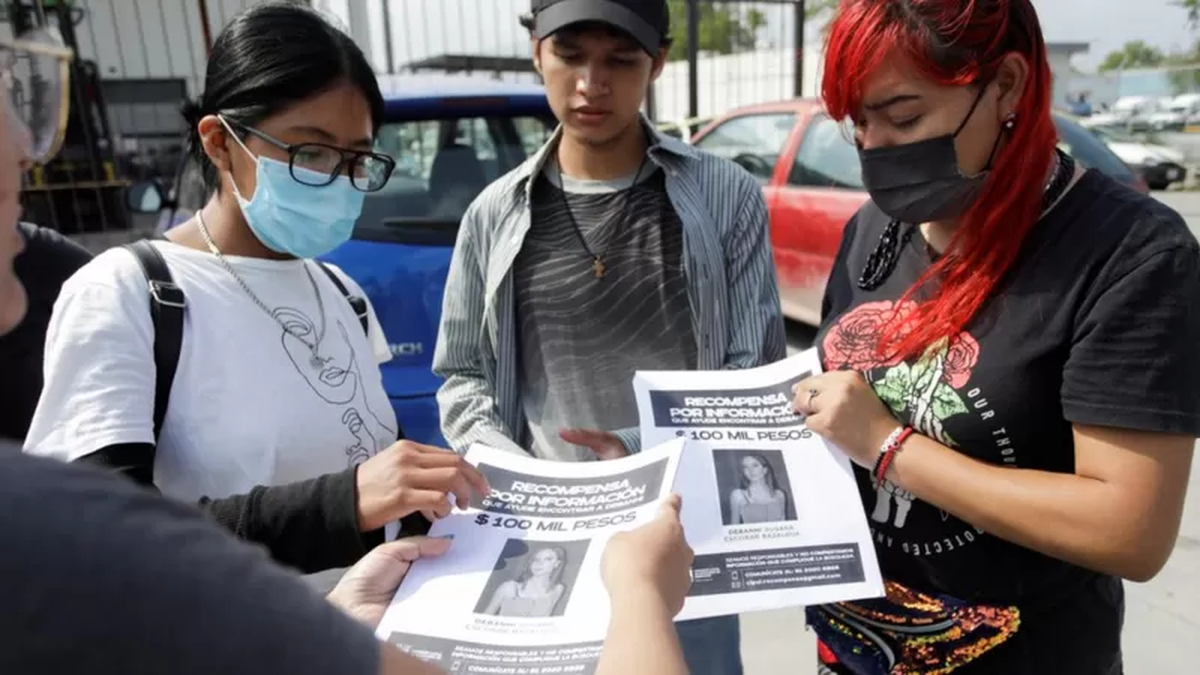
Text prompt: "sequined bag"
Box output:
[[807, 580, 1021, 674]]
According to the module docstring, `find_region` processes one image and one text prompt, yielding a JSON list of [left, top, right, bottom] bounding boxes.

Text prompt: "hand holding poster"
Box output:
[[634, 348, 885, 621], [374, 439, 685, 675]]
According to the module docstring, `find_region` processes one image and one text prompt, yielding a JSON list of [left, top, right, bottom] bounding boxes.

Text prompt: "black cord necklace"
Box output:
[[555, 152, 650, 280], [858, 148, 1076, 291]]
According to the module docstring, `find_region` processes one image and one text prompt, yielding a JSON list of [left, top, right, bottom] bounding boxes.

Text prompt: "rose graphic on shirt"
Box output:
[[822, 300, 912, 371], [823, 300, 980, 529]]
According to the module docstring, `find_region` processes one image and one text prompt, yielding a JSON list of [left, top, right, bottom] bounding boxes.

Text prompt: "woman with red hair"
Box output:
[[793, 1, 1199, 672]]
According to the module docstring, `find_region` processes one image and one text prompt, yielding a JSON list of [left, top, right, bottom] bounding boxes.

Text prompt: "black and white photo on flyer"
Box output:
[[712, 448, 799, 527], [474, 538, 590, 619]]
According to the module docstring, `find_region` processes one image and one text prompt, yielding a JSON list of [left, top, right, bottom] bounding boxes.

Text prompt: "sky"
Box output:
[[316, 0, 1199, 76], [1034, 0, 1197, 69]]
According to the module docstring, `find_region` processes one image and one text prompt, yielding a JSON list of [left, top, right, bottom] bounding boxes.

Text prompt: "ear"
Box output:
[[197, 114, 234, 174], [649, 48, 668, 82], [531, 36, 543, 76], [994, 52, 1030, 122]]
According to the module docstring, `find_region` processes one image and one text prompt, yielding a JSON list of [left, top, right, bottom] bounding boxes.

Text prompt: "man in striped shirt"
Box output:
[[434, 2, 787, 672]]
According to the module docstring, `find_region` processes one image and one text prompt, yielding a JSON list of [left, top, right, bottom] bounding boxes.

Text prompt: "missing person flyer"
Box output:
[[374, 439, 685, 675], [633, 348, 884, 621]]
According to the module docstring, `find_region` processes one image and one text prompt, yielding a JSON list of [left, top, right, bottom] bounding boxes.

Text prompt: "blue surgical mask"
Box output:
[[220, 117, 364, 259]]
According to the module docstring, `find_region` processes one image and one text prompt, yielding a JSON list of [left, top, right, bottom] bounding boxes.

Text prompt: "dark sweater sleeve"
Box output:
[[2, 454, 381, 675], [78, 443, 386, 574]]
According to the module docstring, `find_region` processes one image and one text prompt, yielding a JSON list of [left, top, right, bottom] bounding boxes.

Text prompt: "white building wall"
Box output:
[[651, 47, 824, 124]]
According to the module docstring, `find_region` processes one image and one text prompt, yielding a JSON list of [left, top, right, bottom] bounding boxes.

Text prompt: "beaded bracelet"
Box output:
[[872, 425, 915, 489]]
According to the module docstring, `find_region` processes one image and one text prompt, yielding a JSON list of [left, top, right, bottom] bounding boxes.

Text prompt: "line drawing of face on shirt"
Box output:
[[482, 545, 568, 619], [275, 305, 394, 466]]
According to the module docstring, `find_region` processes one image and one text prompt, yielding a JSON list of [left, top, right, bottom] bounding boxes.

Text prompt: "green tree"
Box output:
[[804, 0, 839, 21], [665, 0, 767, 61], [1177, 0, 1199, 26], [1164, 40, 1200, 94], [1098, 40, 1165, 71]]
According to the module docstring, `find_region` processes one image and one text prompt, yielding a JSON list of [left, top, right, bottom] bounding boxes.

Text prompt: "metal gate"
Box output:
[[367, 0, 812, 129]]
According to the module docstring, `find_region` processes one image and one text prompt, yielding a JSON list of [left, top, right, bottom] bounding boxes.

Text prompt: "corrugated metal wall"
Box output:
[[10, 0, 808, 234], [71, 0, 260, 97]]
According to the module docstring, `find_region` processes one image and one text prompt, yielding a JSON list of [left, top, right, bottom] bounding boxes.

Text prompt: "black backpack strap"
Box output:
[[313, 261, 369, 336], [312, 261, 406, 441], [124, 240, 185, 442]]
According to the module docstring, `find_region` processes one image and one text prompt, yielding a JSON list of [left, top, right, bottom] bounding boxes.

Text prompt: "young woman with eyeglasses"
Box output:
[[23, 2, 488, 574]]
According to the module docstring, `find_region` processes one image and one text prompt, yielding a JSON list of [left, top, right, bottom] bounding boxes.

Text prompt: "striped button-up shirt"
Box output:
[[433, 120, 788, 456]]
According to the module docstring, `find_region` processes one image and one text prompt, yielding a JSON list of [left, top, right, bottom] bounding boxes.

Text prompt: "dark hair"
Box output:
[[182, 1, 384, 192]]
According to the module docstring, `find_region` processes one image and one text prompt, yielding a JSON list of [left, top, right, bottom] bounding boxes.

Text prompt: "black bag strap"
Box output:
[[313, 260, 369, 336], [124, 240, 186, 442], [312, 261, 407, 442]]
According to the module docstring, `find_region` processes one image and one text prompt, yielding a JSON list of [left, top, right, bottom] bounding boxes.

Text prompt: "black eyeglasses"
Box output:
[[224, 118, 396, 193]]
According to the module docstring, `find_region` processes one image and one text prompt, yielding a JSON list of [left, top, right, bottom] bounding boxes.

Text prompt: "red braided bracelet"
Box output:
[[874, 426, 915, 488]]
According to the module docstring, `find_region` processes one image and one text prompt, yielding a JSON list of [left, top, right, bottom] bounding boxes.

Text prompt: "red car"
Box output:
[[688, 99, 1149, 326]]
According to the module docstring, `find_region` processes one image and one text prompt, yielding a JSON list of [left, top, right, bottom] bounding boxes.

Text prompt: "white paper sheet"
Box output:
[[633, 348, 885, 621], [375, 439, 686, 674]]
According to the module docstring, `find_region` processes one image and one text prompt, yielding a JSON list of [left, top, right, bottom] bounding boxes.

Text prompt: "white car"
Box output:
[[1091, 126, 1187, 190], [1084, 95, 1164, 131], [1147, 94, 1200, 131]]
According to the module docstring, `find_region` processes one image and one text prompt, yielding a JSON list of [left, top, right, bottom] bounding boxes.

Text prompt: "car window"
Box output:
[[1053, 115, 1138, 182], [693, 112, 796, 182], [788, 115, 864, 190], [515, 116, 554, 155], [356, 114, 555, 242]]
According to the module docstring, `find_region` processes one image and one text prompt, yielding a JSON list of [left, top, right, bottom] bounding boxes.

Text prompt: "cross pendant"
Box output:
[[592, 257, 606, 279]]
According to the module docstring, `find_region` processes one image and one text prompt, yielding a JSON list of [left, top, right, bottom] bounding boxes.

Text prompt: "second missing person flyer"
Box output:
[[634, 348, 885, 621], [374, 439, 685, 675]]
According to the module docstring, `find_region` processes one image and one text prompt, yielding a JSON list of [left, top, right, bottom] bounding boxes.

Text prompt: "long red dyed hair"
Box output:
[[822, 0, 1055, 362]]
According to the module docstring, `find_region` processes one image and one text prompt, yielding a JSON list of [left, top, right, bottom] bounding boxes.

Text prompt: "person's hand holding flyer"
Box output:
[[373, 439, 687, 675], [633, 348, 885, 620]]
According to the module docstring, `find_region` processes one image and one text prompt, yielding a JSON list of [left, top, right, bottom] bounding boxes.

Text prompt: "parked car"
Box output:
[[1083, 95, 1163, 132], [1084, 124, 1187, 190], [689, 99, 1150, 326], [1145, 93, 1200, 132], [146, 75, 557, 447]]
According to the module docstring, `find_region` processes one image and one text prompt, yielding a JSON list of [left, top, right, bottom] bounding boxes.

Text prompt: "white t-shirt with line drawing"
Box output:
[[24, 241, 396, 505]]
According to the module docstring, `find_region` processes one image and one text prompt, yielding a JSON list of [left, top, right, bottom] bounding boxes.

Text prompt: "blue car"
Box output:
[[154, 75, 556, 448], [319, 76, 555, 447]]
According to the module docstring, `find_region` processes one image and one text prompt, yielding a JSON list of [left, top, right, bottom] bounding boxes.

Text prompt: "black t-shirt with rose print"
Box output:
[[816, 169, 1200, 674]]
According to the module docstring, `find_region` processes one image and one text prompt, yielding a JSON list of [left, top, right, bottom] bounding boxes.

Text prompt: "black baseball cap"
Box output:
[[531, 0, 670, 55]]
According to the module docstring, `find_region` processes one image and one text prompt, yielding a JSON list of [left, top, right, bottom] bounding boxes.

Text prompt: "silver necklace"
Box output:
[[196, 210, 328, 368]]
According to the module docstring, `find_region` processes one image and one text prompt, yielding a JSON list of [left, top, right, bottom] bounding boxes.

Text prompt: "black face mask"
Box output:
[[858, 85, 1002, 224]]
